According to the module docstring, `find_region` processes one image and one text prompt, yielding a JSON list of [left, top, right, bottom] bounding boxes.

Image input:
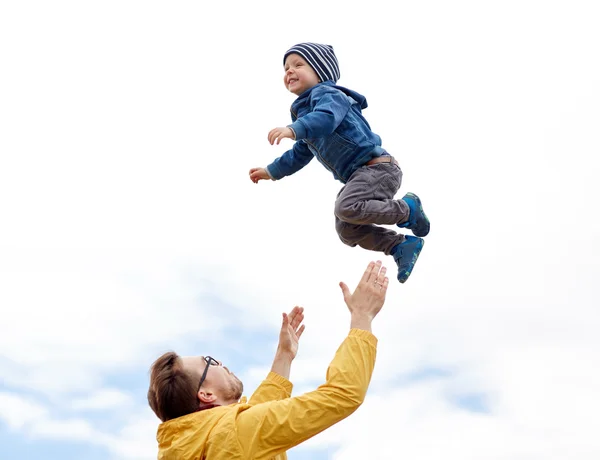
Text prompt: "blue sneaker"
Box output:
[[397, 192, 430, 237], [392, 236, 424, 283]]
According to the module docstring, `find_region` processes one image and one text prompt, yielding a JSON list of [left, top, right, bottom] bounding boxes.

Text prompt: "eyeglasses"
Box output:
[[197, 356, 220, 392]]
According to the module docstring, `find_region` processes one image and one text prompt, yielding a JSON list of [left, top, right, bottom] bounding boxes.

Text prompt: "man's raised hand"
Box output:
[[277, 306, 305, 360]]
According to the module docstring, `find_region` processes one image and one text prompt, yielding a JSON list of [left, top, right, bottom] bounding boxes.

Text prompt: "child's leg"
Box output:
[[335, 218, 404, 255], [334, 162, 406, 255], [334, 163, 409, 227], [335, 208, 424, 283], [334, 162, 425, 282]]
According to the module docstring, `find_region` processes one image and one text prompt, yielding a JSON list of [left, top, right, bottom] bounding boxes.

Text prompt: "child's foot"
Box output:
[[392, 235, 424, 283], [397, 192, 430, 237]]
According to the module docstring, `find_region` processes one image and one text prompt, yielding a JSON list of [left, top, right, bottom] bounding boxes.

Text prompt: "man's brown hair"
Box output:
[[147, 351, 198, 422]]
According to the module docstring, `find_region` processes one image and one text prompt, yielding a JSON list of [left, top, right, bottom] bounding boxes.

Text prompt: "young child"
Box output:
[[249, 42, 430, 283]]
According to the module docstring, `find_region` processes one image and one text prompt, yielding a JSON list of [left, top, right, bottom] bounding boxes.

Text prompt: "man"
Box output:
[[148, 260, 389, 459]]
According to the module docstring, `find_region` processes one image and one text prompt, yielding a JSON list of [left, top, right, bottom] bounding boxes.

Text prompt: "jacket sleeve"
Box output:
[[288, 87, 352, 140], [247, 372, 293, 406], [235, 329, 377, 460], [266, 140, 314, 180]]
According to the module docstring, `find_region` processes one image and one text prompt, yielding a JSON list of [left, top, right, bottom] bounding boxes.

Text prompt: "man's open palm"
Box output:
[[278, 306, 305, 359]]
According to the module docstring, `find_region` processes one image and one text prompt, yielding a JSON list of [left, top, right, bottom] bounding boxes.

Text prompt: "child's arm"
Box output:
[[249, 140, 314, 183]]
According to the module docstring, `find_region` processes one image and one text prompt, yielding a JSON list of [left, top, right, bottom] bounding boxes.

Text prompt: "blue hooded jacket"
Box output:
[[266, 81, 386, 184]]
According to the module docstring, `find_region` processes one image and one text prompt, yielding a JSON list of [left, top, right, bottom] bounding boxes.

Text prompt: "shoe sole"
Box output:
[[405, 192, 430, 237], [398, 238, 424, 283]]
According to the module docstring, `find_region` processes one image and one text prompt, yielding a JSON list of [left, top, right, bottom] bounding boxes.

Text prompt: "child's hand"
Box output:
[[268, 127, 295, 145], [249, 167, 272, 183]]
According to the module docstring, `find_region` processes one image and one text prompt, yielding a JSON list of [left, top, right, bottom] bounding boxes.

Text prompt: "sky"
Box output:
[[1, 1, 599, 459]]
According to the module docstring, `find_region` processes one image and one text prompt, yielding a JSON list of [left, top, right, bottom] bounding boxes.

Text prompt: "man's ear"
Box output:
[[198, 390, 217, 404]]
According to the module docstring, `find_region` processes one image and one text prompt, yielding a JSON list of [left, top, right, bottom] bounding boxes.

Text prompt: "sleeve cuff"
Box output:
[[266, 371, 293, 395], [265, 166, 275, 180], [289, 120, 307, 140], [349, 328, 378, 348]]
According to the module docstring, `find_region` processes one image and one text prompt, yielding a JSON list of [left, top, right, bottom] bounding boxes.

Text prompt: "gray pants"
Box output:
[[334, 162, 410, 255]]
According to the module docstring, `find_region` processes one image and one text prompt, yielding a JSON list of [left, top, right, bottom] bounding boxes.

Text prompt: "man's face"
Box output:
[[182, 356, 244, 402]]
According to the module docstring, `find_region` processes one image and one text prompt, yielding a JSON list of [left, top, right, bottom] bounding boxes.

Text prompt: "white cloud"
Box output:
[[104, 413, 160, 460], [0, 392, 48, 430], [70, 389, 133, 411], [0, 249, 230, 395], [29, 418, 96, 442], [0, 392, 99, 443], [298, 352, 600, 460]]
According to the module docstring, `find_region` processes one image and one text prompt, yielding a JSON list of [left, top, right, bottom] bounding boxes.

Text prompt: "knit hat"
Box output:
[[283, 42, 340, 83]]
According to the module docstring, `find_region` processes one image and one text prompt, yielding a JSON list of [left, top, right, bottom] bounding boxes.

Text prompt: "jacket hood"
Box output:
[[295, 81, 369, 110], [324, 81, 369, 109]]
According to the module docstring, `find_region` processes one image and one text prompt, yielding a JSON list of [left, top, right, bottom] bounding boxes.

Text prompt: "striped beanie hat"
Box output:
[[283, 42, 340, 83]]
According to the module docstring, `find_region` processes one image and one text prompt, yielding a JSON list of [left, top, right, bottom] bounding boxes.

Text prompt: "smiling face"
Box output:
[[283, 53, 321, 96]]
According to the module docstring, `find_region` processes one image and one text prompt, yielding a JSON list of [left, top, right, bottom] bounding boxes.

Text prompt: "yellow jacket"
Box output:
[[156, 329, 377, 460]]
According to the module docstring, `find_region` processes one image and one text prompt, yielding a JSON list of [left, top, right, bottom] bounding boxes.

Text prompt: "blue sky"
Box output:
[[1, 1, 600, 459]]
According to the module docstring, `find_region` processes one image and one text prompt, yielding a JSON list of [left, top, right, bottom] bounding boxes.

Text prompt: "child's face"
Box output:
[[283, 54, 320, 96]]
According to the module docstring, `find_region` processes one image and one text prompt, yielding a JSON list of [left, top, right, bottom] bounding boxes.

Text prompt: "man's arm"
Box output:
[[247, 371, 293, 406], [270, 307, 304, 380], [236, 261, 388, 460], [248, 307, 305, 405], [238, 329, 377, 460]]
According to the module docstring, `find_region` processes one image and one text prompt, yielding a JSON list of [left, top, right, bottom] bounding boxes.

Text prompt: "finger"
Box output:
[[381, 277, 389, 291], [359, 261, 376, 285], [363, 260, 382, 285], [288, 306, 299, 324], [376, 265, 387, 284], [339, 281, 350, 300], [368, 260, 383, 283], [271, 129, 281, 143], [296, 324, 306, 339], [281, 312, 289, 327], [289, 308, 301, 328], [292, 312, 304, 331]]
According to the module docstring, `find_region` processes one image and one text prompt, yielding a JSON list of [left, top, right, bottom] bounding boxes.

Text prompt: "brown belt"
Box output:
[[365, 155, 398, 166]]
